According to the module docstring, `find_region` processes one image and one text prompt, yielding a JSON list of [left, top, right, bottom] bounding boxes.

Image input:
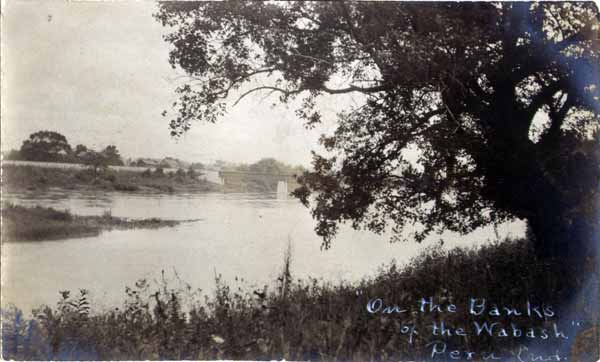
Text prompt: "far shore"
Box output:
[[1, 163, 222, 194], [1, 162, 304, 194], [1, 203, 196, 242]]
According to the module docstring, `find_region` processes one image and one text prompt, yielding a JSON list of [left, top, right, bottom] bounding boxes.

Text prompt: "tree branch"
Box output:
[[232, 86, 303, 106], [336, 2, 388, 76], [549, 93, 574, 134], [232, 82, 390, 106], [524, 80, 564, 119], [321, 84, 390, 94]]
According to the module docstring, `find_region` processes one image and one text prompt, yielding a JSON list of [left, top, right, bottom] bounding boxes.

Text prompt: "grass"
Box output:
[[1, 238, 598, 360], [0, 165, 221, 194], [1, 204, 185, 242]]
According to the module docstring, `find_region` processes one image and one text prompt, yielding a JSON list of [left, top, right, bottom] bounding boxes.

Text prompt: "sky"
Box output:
[[1, 1, 358, 166]]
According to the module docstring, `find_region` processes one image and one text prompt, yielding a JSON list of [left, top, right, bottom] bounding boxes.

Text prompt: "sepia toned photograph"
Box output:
[[1, 1, 599, 361]]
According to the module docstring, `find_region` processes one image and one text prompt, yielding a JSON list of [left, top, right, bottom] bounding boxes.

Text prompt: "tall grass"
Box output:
[[1, 237, 598, 360]]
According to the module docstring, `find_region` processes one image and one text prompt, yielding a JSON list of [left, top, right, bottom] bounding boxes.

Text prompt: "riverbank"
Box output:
[[1, 238, 597, 360], [0, 164, 222, 194], [1, 203, 189, 242]]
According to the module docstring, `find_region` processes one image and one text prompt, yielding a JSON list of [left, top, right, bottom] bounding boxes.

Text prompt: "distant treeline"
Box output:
[[4, 131, 125, 166], [1, 163, 220, 194], [3, 131, 205, 171], [221, 158, 305, 192], [222, 158, 304, 176]]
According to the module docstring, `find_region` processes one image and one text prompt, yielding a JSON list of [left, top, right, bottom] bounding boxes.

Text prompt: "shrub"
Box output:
[[113, 183, 139, 192], [75, 169, 96, 183], [104, 173, 117, 183], [176, 168, 186, 178]]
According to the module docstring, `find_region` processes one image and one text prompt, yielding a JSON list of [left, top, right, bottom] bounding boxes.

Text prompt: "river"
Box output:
[[1, 189, 524, 313]]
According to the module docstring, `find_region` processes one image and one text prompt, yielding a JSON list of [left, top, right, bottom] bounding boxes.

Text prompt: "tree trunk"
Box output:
[[528, 208, 597, 264], [481, 101, 598, 268]]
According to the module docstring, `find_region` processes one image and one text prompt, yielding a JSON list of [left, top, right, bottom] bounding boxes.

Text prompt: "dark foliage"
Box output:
[[15, 131, 125, 166], [221, 158, 305, 192], [19, 131, 72, 163], [1, 165, 220, 194], [155, 2, 600, 262], [1, 204, 181, 242]]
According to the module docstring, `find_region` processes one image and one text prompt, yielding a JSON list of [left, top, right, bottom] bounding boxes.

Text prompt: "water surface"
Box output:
[[1, 189, 524, 313]]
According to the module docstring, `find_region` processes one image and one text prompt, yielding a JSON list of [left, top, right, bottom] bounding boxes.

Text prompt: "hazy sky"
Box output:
[[1, 1, 359, 166]]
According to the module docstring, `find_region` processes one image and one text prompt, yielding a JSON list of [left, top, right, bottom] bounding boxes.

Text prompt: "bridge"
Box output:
[[218, 170, 301, 193]]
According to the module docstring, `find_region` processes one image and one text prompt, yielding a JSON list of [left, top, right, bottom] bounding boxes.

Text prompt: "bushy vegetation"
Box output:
[[2, 238, 597, 360], [5, 131, 125, 166], [0, 165, 220, 194], [222, 158, 304, 193], [1, 204, 183, 242]]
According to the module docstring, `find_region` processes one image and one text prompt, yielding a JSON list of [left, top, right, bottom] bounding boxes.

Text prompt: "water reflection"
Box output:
[[1, 190, 524, 313]]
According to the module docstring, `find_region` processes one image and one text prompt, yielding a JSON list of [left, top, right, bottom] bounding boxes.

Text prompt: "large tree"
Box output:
[[19, 131, 73, 163], [155, 2, 599, 261], [101, 145, 124, 166]]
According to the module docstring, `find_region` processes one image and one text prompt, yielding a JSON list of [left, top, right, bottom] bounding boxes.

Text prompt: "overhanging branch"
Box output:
[[524, 80, 564, 120], [232, 83, 390, 106]]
